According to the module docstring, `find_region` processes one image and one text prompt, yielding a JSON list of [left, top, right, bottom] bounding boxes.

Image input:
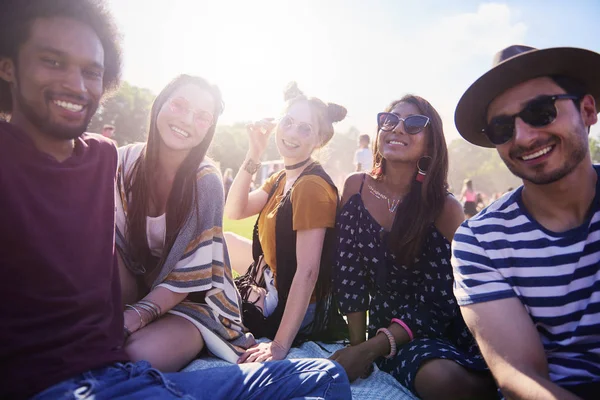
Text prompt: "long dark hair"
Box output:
[[124, 75, 224, 275], [372, 95, 449, 264]]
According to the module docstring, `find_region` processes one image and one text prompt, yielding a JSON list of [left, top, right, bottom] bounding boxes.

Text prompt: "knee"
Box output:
[[326, 359, 349, 380], [124, 335, 148, 362], [414, 359, 488, 400], [296, 358, 349, 382], [316, 359, 352, 396]]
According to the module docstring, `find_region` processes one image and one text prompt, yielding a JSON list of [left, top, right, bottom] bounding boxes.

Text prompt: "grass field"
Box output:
[[223, 216, 255, 239]]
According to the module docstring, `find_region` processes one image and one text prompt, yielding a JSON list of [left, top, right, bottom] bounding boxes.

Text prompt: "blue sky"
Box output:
[[107, 0, 600, 141]]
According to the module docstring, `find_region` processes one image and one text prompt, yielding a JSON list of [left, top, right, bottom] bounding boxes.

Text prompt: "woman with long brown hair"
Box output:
[[330, 95, 497, 399], [115, 75, 254, 371]]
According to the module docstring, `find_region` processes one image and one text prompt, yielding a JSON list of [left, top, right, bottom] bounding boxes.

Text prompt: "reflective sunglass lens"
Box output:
[[404, 115, 429, 134], [487, 116, 515, 145], [297, 124, 312, 136], [521, 98, 557, 127], [194, 114, 213, 127], [280, 116, 293, 129], [170, 99, 187, 113], [377, 113, 398, 131]]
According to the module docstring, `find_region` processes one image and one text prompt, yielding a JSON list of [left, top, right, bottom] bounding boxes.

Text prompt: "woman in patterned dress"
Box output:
[[330, 95, 497, 399], [115, 75, 255, 372]]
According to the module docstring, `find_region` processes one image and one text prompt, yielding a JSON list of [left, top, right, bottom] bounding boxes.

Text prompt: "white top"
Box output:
[[354, 147, 373, 172], [146, 213, 166, 257]]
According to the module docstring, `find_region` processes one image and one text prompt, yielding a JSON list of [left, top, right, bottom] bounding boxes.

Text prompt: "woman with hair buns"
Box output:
[[225, 82, 347, 363]]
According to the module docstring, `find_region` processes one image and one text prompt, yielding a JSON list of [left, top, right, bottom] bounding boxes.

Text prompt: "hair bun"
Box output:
[[283, 81, 304, 101], [326, 103, 347, 123]]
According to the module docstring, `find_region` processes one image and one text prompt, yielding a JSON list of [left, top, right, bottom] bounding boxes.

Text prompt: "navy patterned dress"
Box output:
[[334, 189, 489, 394]]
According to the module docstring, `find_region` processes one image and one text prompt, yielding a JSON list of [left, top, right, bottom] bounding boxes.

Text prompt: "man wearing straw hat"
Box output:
[[451, 45, 600, 399]]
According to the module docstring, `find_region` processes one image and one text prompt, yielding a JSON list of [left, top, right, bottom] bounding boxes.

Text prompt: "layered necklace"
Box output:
[[368, 184, 401, 213]]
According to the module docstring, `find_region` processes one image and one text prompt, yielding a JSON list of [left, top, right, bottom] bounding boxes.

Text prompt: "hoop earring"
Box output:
[[416, 156, 432, 183], [373, 159, 385, 180]]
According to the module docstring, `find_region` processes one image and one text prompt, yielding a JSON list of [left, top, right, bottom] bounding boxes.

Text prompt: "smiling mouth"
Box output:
[[53, 100, 85, 112], [282, 139, 299, 149], [170, 125, 190, 138], [387, 140, 407, 146], [519, 145, 554, 161]]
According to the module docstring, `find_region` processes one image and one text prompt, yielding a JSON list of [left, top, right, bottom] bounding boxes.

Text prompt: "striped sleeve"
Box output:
[[451, 221, 516, 306], [158, 169, 227, 294]]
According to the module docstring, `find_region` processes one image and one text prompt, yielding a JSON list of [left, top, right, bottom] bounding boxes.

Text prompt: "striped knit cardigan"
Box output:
[[115, 144, 255, 362]]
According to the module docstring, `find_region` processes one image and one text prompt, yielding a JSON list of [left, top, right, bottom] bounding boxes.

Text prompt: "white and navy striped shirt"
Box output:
[[452, 173, 600, 386]]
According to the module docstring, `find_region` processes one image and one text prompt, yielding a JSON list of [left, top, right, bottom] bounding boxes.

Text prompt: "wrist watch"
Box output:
[[243, 158, 261, 175]]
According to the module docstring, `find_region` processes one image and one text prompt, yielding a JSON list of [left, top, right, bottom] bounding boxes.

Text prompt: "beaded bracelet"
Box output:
[[376, 327, 397, 359]]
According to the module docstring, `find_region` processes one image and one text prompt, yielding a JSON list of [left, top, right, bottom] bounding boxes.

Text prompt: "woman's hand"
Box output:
[[329, 343, 375, 382], [246, 118, 275, 159], [237, 340, 289, 364], [123, 309, 143, 334]]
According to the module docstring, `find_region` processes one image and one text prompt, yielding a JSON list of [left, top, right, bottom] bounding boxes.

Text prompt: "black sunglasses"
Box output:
[[484, 94, 580, 145], [377, 112, 430, 134]]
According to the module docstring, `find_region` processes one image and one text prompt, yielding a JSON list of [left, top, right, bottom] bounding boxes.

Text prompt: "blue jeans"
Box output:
[[32, 358, 350, 400]]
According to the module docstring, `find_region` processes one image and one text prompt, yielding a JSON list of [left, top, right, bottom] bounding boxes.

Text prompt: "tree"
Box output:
[[210, 123, 252, 174], [88, 82, 155, 145], [447, 138, 521, 196], [589, 135, 600, 163]]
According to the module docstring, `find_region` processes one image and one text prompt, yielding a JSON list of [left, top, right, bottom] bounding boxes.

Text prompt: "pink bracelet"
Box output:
[[376, 327, 397, 359], [391, 318, 414, 341]]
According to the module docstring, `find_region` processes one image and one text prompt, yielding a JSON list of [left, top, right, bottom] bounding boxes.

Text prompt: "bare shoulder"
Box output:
[[435, 194, 465, 242], [341, 172, 366, 206]]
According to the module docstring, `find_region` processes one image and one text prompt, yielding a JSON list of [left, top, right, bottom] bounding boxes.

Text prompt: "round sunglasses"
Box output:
[[377, 112, 430, 134], [279, 115, 314, 137], [168, 97, 214, 129], [484, 94, 580, 145]]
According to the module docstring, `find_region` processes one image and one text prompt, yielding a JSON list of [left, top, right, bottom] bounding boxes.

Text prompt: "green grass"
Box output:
[[223, 216, 255, 278], [223, 216, 255, 240]]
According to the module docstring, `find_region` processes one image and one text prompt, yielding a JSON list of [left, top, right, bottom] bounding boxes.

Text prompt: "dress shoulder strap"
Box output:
[[358, 173, 367, 194]]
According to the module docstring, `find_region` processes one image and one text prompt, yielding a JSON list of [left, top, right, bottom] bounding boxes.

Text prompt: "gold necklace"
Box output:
[[367, 184, 401, 213]]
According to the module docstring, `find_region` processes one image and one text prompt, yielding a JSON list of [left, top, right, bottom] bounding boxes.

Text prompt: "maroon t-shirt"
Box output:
[[0, 122, 128, 398]]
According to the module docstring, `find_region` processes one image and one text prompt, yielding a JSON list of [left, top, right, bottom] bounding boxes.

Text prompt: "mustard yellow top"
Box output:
[[258, 167, 337, 278]]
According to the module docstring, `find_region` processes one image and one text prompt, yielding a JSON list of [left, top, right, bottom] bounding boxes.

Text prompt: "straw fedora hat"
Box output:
[[455, 45, 600, 148]]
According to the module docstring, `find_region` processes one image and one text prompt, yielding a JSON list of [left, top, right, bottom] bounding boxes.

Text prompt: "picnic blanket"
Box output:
[[183, 340, 417, 399]]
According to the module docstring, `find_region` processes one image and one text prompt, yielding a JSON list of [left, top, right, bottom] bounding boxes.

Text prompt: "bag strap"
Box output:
[[251, 171, 286, 262]]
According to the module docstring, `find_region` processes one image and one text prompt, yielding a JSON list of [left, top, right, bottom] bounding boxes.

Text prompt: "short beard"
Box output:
[[14, 71, 98, 140], [501, 125, 588, 185]]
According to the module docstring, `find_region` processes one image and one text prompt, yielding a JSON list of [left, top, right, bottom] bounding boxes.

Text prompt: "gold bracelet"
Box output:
[[125, 304, 145, 329], [138, 299, 162, 315], [243, 158, 261, 175], [135, 302, 159, 324]]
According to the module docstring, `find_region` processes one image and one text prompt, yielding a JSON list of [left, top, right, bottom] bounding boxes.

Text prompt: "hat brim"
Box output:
[[455, 47, 600, 148]]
